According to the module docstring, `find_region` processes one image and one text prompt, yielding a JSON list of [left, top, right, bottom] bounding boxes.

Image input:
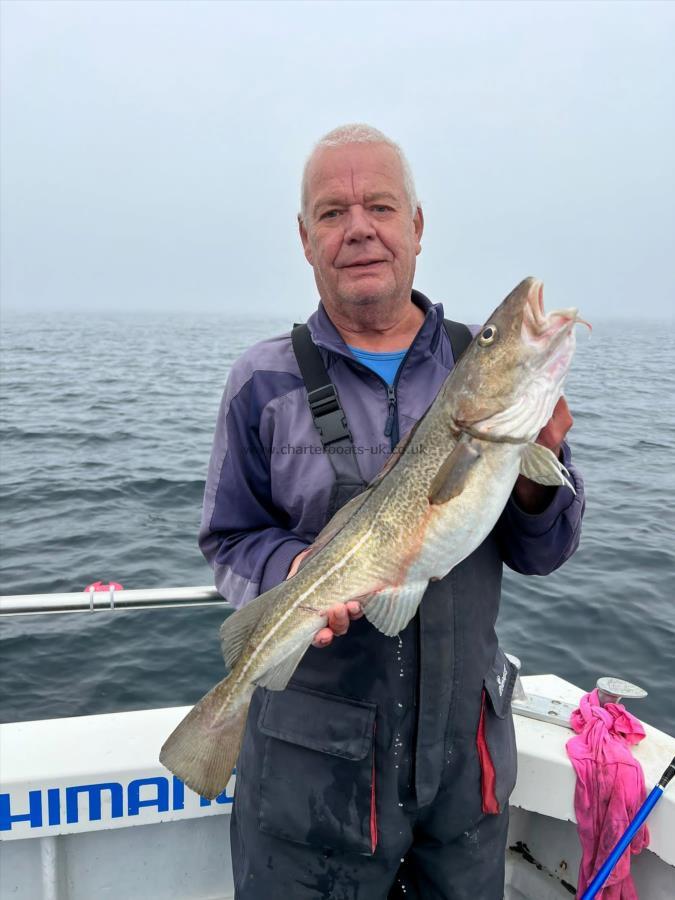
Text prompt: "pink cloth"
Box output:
[[566, 689, 650, 899]]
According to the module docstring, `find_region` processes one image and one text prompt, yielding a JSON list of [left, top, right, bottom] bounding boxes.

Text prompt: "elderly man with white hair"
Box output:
[[199, 124, 585, 899]]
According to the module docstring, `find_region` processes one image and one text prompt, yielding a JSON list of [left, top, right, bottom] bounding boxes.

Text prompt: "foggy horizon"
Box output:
[[1, 0, 674, 323]]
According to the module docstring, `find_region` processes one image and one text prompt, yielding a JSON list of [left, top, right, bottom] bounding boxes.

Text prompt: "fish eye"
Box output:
[[478, 324, 497, 347]]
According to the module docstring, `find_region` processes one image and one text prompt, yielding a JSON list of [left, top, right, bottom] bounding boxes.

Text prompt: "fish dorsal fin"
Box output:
[[254, 642, 311, 691], [297, 488, 374, 571], [363, 581, 428, 637], [520, 442, 576, 493], [298, 420, 428, 571], [428, 438, 479, 505], [219, 584, 285, 670]]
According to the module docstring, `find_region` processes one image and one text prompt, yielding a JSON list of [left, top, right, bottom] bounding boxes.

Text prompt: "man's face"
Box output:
[[299, 143, 423, 315]]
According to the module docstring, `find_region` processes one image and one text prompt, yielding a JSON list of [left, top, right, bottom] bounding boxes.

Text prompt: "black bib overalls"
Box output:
[[230, 323, 518, 899]]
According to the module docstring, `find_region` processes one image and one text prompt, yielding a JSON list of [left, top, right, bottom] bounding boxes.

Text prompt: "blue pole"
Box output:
[[581, 756, 675, 900]]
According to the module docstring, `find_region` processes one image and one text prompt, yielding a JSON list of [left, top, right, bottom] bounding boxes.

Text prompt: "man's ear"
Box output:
[[298, 215, 313, 265], [414, 206, 424, 255]]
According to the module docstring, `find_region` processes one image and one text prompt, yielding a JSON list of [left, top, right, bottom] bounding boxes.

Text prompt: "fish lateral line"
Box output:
[[238, 526, 377, 683]]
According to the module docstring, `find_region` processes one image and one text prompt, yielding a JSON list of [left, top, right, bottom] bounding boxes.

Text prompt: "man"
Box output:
[[199, 124, 584, 899]]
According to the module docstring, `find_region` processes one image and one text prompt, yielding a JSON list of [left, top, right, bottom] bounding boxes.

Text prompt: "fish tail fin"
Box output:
[[159, 674, 254, 800]]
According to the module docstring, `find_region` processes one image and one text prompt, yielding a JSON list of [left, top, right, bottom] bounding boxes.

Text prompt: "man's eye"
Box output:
[[371, 205, 393, 213], [320, 210, 341, 220]]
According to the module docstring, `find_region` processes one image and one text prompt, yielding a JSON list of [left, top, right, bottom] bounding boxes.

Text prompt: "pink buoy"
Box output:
[[84, 581, 124, 592]]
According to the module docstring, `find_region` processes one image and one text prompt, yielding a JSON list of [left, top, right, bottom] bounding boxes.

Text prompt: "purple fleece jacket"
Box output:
[[199, 291, 585, 607]]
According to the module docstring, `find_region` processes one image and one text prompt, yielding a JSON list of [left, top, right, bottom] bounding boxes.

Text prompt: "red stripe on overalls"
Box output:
[[476, 687, 500, 815], [370, 751, 378, 853]]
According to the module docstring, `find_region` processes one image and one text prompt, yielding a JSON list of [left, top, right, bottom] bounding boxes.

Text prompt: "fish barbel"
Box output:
[[160, 276, 587, 798]]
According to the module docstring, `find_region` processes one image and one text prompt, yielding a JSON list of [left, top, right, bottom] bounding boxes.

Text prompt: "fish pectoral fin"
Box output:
[[219, 582, 285, 670], [520, 442, 576, 493], [427, 438, 478, 505], [254, 640, 313, 691], [363, 581, 427, 637]]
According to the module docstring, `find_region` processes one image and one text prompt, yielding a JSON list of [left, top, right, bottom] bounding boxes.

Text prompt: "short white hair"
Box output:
[[299, 123, 419, 223]]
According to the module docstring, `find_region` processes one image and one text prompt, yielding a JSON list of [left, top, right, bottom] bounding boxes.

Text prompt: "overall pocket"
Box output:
[[257, 684, 378, 855], [476, 647, 518, 814]]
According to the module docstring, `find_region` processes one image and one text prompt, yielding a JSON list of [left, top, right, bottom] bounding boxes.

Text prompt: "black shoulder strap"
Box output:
[[291, 324, 353, 446], [291, 324, 366, 515], [443, 319, 472, 363]]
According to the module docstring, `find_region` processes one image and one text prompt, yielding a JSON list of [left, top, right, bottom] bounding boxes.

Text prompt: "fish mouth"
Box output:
[[523, 279, 591, 345], [455, 279, 590, 444], [521, 280, 591, 409]]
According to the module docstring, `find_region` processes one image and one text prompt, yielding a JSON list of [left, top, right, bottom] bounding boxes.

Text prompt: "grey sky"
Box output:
[[1, 0, 673, 322]]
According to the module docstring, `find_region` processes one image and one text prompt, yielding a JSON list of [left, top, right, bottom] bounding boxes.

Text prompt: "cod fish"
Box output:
[[161, 276, 586, 799]]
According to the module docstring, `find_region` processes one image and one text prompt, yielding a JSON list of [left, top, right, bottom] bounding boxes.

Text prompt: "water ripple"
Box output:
[[1, 314, 674, 735]]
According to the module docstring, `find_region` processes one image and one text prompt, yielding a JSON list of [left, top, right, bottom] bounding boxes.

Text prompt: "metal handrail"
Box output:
[[0, 585, 232, 617]]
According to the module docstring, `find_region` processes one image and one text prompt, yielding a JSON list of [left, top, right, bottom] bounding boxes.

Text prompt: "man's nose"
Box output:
[[344, 206, 375, 242]]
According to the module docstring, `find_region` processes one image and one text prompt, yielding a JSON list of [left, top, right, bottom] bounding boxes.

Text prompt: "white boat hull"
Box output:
[[1, 675, 673, 899]]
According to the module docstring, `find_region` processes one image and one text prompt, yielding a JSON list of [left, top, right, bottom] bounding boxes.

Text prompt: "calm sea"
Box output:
[[1, 312, 674, 736]]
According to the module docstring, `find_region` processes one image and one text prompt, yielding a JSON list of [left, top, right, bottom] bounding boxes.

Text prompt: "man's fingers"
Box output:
[[312, 602, 363, 648], [329, 604, 349, 635], [312, 627, 334, 648], [536, 396, 574, 454], [346, 601, 364, 619]]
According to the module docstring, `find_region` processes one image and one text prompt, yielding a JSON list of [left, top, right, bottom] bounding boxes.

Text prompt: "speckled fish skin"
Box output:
[[160, 276, 584, 798]]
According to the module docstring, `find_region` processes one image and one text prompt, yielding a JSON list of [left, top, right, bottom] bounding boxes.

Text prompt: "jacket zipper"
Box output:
[[365, 338, 418, 448], [383, 338, 416, 450], [317, 317, 426, 451], [338, 359, 401, 451], [384, 386, 397, 440]]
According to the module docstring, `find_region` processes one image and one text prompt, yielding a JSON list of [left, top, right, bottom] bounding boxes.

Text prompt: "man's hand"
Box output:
[[287, 548, 364, 647], [513, 396, 573, 513], [534, 395, 573, 457], [311, 601, 364, 647]]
